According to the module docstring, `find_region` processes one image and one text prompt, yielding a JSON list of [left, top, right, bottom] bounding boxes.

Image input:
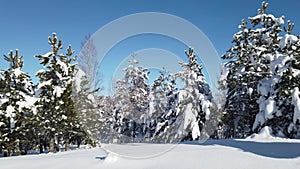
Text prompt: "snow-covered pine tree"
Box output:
[[273, 21, 300, 138], [98, 95, 114, 143], [173, 47, 212, 141], [0, 72, 5, 155], [152, 69, 179, 143], [35, 33, 77, 152], [112, 79, 130, 142], [147, 68, 170, 139], [0, 50, 35, 156], [256, 20, 300, 138], [221, 1, 284, 138], [57, 44, 77, 151], [113, 53, 150, 142]]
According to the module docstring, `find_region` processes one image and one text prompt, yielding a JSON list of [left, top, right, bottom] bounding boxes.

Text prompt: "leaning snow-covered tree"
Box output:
[[177, 48, 212, 141], [221, 1, 285, 138], [0, 50, 35, 156], [159, 47, 212, 142], [35, 33, 77, 152]]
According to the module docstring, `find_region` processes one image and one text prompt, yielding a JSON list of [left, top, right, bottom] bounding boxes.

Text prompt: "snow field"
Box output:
[[1, 136, 300, 169]]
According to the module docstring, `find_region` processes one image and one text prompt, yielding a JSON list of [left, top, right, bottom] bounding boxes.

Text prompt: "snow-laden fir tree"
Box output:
[[112, 79, 130, 142], [273, 22, 300, 138], [98, 95, 115, 143], [253, 19, 300, 138], [0, 50, 35, 156], [113, 53, 150, 142], [160, 47, 212, 142], [152, 69, 179, 143], [177, 47, 212, 141], [0, 72, 5, 155], [35, 33, 77, 152], [221, 1, 285, 138], [147, 68, 171, 140]]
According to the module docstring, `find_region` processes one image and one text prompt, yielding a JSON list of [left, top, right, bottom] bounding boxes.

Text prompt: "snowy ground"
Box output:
[[1, 129, 300, 169]]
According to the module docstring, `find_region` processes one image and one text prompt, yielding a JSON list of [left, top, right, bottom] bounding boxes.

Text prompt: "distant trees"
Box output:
[[109, 48, 212, 143]]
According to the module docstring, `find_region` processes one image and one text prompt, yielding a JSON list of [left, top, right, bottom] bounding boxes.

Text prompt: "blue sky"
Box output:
[[0, 0, 299, 94]]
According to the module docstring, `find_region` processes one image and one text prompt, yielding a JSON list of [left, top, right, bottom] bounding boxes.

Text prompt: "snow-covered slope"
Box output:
[[1, 138, 300, 169]]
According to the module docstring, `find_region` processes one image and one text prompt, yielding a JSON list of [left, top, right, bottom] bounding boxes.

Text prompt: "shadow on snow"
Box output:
[[181, 139, 300, 159]]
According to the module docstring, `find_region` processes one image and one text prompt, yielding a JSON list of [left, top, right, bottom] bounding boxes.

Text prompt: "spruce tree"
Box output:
[[152, 48, 211, 142], [0, 50, 35, 156], [221, 1, 284, 137], [176, 47, 212, 141], [113, 53, 150, 142], [261, 20, 300, 138], [35, 33, 77, 152], [152, 69, 179, 143]]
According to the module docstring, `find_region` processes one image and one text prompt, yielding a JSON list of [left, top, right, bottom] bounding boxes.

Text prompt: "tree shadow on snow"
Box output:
[[181, 139, 300, 159]]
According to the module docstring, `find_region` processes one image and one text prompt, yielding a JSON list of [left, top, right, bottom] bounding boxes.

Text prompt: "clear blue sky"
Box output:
[[0, 0, 299, 94]]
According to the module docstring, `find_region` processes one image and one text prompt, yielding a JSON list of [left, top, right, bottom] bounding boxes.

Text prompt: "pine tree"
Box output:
[[35, 33, 77, 152], [98, 95, 114, 143], [0, 50, 35, 156], [221, 1, 285, 138], [152, 69, 179, 143], [0, 72, 5, 155], [112, 79, 130, 142], [175, 47, 212, 141], [152, 48, 211, 143], [113, 53, 150, 142], [261, 20, 300, 138]]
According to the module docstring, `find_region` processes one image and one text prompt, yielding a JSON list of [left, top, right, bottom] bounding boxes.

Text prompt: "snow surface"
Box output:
[[53, 86, 65, 98], [5, 105, 15, 118], [37, 79, 52, 89], [12, 67, 22, 77], [56, 60, 69, 76], [279, 34, 298, 49], [87, 94, 96, 103], [1, 138, 300, 169], [247, 126, 276, 140]]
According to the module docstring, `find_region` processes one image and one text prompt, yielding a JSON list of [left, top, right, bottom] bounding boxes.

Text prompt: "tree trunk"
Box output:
[[49, 137, 55, 153], [65, 139, 70, 151], [3, 150, 8, 157], [77, 138, 81, 148], [39, 143, 43, 153]]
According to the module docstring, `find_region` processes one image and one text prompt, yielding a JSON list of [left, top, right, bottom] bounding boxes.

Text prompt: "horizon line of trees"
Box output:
[[0, 1, 300, 158]]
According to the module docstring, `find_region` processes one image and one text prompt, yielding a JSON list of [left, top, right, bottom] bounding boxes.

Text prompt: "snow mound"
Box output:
[[246, 126, 275, 140]]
